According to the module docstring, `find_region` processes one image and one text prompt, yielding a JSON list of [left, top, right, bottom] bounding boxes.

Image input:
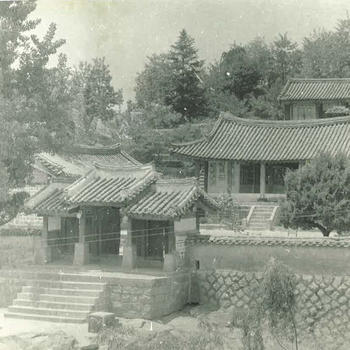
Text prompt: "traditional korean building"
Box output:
[[278, 78, 350, 120], [171, 112, 350, 229], [25, 148, 218, 270]]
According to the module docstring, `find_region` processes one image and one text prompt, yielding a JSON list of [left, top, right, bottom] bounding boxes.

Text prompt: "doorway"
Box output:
[[240, 163, 260, 193]]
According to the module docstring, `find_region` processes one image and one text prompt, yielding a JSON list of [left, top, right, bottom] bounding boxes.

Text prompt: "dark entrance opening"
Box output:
[[240, 163, 260, 193], [85, 207, 120, 260]]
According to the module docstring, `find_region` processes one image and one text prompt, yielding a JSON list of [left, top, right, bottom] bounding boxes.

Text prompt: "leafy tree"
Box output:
[[204, 62, 249, 118], [280, 152, 350, 236], [219, 44, 262, 100], [302, 18, 350, 78], [0, 0, 39, 96], [72, 57, 123, 138], [302, 29, 336, 78], [271, 33, 302, 84], [167, 29, 208, 120], [0, 0, 71, 224], [261, 258, 298, 350], [135, 54, 172, 107]]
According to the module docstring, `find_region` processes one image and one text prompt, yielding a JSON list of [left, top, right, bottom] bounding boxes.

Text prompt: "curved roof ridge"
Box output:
[[221, 113, 350, 128], [67, 143, 121, 155], [93, 162, 155, 173], [288, 77, 350, 82]]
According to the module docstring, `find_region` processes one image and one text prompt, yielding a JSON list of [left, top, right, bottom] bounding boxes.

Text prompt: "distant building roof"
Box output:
[[171, 112, 350, 162], [34, 144, 141, 178], [278, 78, 350, 101]]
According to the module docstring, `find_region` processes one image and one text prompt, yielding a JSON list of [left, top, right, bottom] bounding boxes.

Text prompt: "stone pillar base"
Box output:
[[73, 242, 89, 265], [163, 253, 177, 272], [33, 237, 52, 264], [122, 245, 136, 270]]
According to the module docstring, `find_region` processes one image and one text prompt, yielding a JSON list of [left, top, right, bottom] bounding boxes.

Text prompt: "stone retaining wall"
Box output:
[[193, 269, 350, 340], [109, 272, 190, 319]]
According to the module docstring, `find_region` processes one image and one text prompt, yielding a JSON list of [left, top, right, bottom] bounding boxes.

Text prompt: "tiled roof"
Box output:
[[25, 181, 72, 215], [171, 112, 350, 162], [278, 78, 350, 101], [65, 164, 159, 206], [35, 144, 141, 178], [187, 235, 350, 249], [127, 178, 219, 219]]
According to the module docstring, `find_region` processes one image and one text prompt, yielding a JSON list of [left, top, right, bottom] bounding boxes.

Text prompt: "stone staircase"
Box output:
[[4, 272, 107, 323], [247, 205, 277, 230]]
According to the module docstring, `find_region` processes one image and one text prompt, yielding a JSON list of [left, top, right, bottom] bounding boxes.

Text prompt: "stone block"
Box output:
[[88, 312, 116, 333]]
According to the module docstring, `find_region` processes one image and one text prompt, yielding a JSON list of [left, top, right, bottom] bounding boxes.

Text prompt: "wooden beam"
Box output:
[[260, 162, 266, 198]]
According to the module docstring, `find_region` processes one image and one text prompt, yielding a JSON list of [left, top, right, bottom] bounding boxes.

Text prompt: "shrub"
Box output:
[[260, 258, 298, 350], [280, 152, 350, 236]]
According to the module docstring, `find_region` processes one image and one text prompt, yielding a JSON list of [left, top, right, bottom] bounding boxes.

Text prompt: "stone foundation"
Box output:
[[109, 272, 190, 319], [193, 269, 350, 336]]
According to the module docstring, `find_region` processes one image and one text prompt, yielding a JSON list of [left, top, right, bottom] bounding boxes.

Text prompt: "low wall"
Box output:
[[187, 235, 350, 275], [108, 272, 190, 319], [193, 269, 350, 337]]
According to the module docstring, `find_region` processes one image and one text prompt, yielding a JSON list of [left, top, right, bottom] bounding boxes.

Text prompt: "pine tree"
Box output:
[[167, 29, 208, 121]]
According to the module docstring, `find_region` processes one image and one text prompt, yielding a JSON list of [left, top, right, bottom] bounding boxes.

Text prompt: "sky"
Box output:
[[33, 0, 350, 101]]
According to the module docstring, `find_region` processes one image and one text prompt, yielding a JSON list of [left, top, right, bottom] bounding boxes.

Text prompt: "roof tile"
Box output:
[[172, 113, 350, 161]]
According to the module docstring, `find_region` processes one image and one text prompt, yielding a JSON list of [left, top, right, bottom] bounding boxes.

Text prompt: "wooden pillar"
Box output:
[[227, 160, 233, 194], [35, 216, 52, 264], [74, 210, 89, 265], [232, 161, 240, 193], [122, 217, 136, 270], [204, 160, 209, 192], [163, 221, 177, 272], [260, 162, 266, 199]]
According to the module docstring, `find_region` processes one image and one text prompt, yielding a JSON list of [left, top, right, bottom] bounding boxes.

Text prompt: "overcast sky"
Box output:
[[34, 0, 350, 101]]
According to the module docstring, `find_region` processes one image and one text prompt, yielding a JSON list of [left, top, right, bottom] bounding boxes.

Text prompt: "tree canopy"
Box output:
[[280, 153, 350, 236]]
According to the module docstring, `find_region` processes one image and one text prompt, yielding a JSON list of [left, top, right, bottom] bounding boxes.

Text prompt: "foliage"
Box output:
[[280, 152, 350, 236], [302, 18, 350, 77], [72, 57, 123, 139], [135, 29, 208, 121], [166, 29, 208, 120], [0, 191, 29, 226], [271, 33, 302, 85], [135, 54, 172, 108], [260, 258, 298, 350], [213, 194, 242, 229], [219, 45, 263, 100], [122, 103, 208, 175], [232, 307, 264, 350]]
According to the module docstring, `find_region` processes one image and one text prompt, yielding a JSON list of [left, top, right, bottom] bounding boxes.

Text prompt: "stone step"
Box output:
[[25, 279, 105, 291], [4, 312, 86, 323], [250, 216, 271, 221], [18, 292, 99, 304], [8, 305, 90, 319], [13, 299, 94, 311], [0, 271, 107, 283], [254, 207, 274, 213], [22, 286, 102, 297]]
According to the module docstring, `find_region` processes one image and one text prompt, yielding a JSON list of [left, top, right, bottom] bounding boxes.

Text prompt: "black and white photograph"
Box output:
[[0, 0, 350, 349]]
